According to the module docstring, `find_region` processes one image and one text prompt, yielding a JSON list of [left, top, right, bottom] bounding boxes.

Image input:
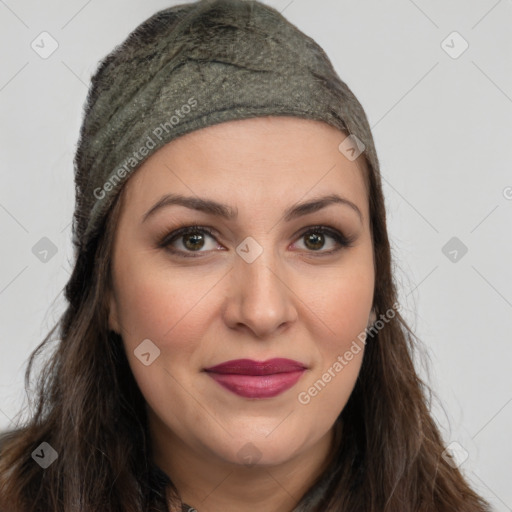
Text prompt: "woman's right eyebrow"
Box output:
[[142, 192, 362, 225], [142, 193, 237, 222]]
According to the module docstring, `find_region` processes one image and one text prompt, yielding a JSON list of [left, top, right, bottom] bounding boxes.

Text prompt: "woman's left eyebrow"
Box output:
[[142, 192, 362, 224]]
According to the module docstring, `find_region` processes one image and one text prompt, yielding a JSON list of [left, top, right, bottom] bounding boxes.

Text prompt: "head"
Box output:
[[107, 115, 375, 469], [73, 0, 390, 477], [0, 1, 491, 511]]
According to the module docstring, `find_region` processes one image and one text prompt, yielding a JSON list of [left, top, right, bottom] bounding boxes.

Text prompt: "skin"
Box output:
[[108, 116, 375, 512]]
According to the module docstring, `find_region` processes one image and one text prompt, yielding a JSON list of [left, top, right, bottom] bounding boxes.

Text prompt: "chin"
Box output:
[[214, 431, 306, 468]]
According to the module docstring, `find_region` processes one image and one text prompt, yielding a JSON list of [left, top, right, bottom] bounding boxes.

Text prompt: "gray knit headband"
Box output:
[[72, 0, 378, 254]]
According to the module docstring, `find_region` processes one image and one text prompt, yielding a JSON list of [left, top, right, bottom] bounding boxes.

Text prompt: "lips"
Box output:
[[204, 358, 307, 399], [204, 358, 307, 375]]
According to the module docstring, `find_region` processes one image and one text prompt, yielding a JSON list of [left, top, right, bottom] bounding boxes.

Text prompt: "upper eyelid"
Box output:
[[164, 224, 344, 239]]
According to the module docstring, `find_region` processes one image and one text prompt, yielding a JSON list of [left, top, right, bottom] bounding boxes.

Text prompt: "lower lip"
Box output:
[[206, 370, 306, 399]]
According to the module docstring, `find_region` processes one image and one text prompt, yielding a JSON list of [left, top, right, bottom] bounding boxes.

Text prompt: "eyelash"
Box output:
[[156, 224, 355, 259]]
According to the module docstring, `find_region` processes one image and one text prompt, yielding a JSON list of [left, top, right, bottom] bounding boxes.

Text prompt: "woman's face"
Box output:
[[108, 116, 374, 469]]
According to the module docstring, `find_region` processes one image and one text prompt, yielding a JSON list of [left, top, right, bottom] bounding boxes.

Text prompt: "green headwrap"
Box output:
[[72, 0, 378, 255]]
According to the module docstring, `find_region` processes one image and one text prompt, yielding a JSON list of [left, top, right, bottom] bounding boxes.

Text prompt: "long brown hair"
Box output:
[[0, 3, 491, 512]]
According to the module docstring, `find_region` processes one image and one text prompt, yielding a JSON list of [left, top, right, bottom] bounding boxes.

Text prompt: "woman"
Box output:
[[0, 0, 492, 510]]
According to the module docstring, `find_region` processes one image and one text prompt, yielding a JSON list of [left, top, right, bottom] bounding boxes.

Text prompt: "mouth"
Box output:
[[203, 358, 307, 399]]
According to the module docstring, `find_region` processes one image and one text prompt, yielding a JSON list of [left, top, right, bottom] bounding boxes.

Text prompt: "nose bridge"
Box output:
[[241, 243, 281, 298]]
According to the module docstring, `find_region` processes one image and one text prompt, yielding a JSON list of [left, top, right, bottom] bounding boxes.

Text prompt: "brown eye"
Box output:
[[181, 231, 207, 251], [295, 226, 353, 255], [159, 226, 220, 257], [303, 232, 325, 251]]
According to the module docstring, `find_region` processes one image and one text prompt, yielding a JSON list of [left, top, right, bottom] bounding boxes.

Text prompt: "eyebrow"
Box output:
[[142, 192, 363, 224]]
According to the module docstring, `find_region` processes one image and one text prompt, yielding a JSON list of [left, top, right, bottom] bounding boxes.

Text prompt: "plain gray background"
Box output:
[[0, 0, 511, 510]]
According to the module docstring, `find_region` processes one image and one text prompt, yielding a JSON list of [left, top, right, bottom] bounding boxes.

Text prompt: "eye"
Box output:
[[157, 224, 354, 258], [159, 225, 221, 257], [293, 226, 354, 255]]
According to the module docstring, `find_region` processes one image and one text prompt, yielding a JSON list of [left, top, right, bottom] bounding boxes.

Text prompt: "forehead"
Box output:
[[121, 116, 369, 220]]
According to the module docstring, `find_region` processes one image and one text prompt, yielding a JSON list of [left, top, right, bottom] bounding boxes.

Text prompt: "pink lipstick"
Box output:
[[204, 358, 307, 399]]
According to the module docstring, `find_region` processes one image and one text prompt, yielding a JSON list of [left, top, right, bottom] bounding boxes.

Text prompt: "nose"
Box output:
[[222, 247, 298, 339]]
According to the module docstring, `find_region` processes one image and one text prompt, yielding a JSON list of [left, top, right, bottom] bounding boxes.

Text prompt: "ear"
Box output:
[[108, 290, 120, 334]]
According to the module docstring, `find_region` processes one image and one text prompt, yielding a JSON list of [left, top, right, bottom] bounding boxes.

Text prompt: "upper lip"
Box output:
[[204, 358, 307, 375]]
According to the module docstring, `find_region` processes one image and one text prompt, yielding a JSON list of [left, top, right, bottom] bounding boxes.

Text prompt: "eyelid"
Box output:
[[156, 223, 356, 258]]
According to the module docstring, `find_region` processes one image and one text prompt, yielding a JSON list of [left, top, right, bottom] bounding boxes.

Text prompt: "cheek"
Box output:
[[293, 260, 373, 412], [299, 258, 374, 346], [113, 256, 206, 342], [112, 257, 226, 387], [112, 265, 213, 422]]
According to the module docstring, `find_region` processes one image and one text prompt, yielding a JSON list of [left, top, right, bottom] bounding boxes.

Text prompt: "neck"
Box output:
[[149, 414, 340, 512]]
